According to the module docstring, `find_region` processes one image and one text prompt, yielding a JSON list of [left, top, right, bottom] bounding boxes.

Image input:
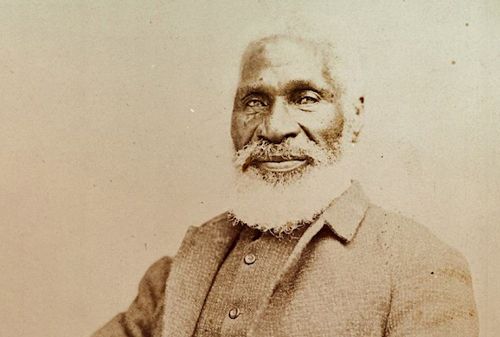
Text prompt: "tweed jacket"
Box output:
[[93, 182, 479, 337]]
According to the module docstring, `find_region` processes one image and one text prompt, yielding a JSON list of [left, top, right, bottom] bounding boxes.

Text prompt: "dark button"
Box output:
[[228, 307, 240, 319], [244, 253, 256, 265]]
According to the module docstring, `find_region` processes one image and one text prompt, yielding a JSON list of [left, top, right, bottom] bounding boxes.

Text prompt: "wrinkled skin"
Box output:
[[231, 36, 359, 178]]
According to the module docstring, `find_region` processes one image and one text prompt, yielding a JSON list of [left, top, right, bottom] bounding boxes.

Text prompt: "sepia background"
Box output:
[[1, 1, 499, 336]]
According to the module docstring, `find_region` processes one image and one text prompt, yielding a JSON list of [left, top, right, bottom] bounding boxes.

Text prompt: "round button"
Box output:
[[244, 253, 256, 265], [228, 307, 240, 319]]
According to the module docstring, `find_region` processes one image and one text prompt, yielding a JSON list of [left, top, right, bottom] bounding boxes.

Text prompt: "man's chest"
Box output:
[[193, 228, 391, 337]]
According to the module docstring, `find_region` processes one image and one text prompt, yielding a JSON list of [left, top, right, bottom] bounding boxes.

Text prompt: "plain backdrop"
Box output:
[[1, 1, 499, 336]]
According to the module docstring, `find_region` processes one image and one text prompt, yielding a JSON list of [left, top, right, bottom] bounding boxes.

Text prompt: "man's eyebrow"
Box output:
[[283, 80, 330, 95], [237, 84, 274, 97], [237, 80, 332, 98]]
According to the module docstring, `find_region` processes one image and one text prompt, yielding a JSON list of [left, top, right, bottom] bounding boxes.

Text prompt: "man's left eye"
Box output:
[[295, 91, 320, 105], [296, 95, 319, 105]]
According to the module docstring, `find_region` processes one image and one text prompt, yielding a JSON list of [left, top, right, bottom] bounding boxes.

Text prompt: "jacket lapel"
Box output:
[[247, 213, 327, 336], [248, 181, 369, 336], [161, 213, 242, 337]]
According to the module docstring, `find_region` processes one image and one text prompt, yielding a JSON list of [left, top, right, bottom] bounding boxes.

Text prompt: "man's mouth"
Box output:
[[250, 156, 309, 172]]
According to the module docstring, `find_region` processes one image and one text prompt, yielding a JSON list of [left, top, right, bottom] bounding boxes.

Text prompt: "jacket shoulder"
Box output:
[[140, 256, 173, 299], [361, 204, 474, 287], [195, 211, 232, 229], [363, 204, 466, 262], [91, 256, 173, 337], [362, 205, 478, 336], [184, 211, 233, 237]]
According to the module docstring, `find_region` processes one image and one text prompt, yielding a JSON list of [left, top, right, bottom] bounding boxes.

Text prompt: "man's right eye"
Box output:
[[246, 98, 267, 108]]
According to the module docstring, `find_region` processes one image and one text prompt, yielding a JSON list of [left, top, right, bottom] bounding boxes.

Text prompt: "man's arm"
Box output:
[[384, 218, 479, 337], [92, 256, 172, 337]]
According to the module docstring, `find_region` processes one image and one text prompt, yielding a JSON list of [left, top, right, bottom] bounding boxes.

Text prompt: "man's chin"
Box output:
[[229, 161, 351, 235]]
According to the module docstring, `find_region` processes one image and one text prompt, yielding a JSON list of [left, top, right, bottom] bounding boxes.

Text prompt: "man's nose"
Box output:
[[255, 98, 301, 143]]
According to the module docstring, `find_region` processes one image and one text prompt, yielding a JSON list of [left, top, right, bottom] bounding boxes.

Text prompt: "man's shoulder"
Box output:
[[180, 211, 234, 240], [133, 213, 232, 296], [362, 204, 437, 242], [138, 256, 174, 295], [361, 204, 470, 270], [191, 211, 232, 231]]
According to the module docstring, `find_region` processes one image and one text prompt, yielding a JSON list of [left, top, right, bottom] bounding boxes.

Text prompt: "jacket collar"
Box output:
[[321, 180, 369, 243]]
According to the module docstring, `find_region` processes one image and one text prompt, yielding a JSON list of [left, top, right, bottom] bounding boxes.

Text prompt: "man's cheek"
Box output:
[[232, 113, 263, 148], [318, 127, 343, 154], [294, 107, 339, 130]]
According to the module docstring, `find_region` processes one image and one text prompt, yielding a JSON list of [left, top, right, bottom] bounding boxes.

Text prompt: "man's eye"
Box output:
[[246, 99, 267, 108], [295, 91, 320, 105], [297, 96, 319, 105]]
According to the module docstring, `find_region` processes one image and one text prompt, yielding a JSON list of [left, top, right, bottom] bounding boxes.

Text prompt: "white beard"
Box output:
[[229, 142, 352, 235]]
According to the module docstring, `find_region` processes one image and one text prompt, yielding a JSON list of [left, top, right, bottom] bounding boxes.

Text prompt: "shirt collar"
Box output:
[[320, 180, 369, 243]]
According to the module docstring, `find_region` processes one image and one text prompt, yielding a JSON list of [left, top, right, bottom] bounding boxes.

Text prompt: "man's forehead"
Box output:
[[239, 37, 329, 90]]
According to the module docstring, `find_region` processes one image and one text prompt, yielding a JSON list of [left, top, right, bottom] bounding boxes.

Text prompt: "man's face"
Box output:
[[231, 38, 346, 184]]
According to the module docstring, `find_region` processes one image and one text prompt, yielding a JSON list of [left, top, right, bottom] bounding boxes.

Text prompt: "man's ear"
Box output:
[[350, 96, 365, 143]]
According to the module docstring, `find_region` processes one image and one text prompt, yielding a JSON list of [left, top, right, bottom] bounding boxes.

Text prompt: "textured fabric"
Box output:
[[92, 182, 479, 337], [194, 226, 306, 336], [92, 257, 171, 337]]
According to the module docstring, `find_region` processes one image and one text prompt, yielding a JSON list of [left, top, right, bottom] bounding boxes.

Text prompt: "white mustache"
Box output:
[[234, 139, 330, 171]]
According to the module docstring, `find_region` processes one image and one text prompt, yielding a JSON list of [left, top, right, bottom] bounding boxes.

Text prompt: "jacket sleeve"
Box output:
[[384, 219, 479, 337], [91, 256, 172, 337]]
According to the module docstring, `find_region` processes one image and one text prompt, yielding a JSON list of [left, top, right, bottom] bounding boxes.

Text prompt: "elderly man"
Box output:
[[93, 35, 478, 337]]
